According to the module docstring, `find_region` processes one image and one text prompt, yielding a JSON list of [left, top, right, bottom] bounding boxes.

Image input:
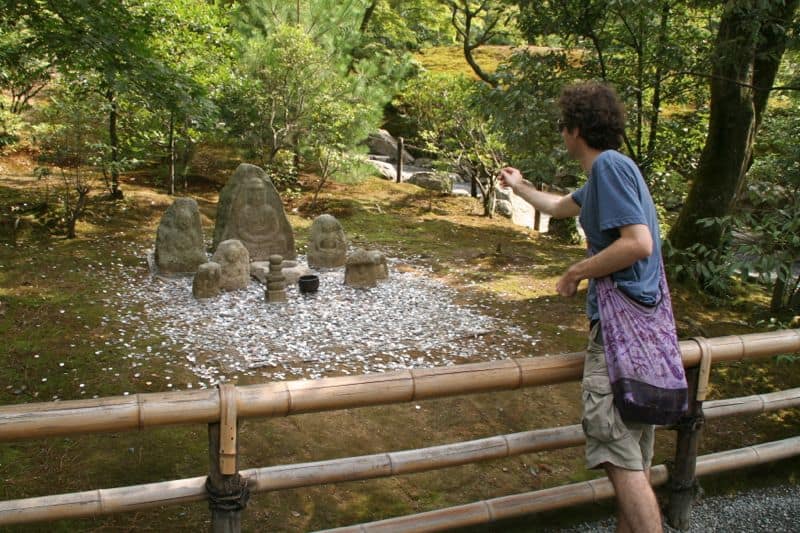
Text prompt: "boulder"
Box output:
[[493, 186, 535, 229], [154, 197, 207, 274], [495, 199, 513, 217], [345, 248, 388, 288], [307, 214, 347, 268], [213, 163, 296, 261], [211, 239, 251, 291], [407, 172, 454, 194], [193, 262, 221, 299], [367, 129, 414, 164]]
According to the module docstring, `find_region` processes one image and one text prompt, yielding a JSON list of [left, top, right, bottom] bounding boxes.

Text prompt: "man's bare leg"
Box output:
[[604, 464, 662, 533]]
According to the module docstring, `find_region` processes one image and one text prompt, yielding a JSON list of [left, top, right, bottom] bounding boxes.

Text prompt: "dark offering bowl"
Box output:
[[298, 274, 320, 294]]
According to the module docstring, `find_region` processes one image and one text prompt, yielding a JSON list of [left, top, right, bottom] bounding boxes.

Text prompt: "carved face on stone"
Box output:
[[155, 197, 206, 274], [213, 163, 296, 261], [232, 177, 282, 247], [307, 214, 347, 268]]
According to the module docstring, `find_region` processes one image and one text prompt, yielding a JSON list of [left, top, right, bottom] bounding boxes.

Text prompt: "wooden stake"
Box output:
[[666, 365, 703, 530], [396, 137, 404, 183], [667, 337, 712, 529], [207, 385, 247, 533]]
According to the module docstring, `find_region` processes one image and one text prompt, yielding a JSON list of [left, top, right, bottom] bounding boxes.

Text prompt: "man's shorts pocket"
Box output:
[[582, 384, 626, 443]]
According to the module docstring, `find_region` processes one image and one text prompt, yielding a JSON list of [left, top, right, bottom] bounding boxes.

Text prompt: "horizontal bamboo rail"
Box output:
[[1, 330, 798, 443], [2, 387, 799, 526], [318, 436, 800, 533]]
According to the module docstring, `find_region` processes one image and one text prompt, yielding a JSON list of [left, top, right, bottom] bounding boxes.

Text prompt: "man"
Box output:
[[499, 81, 663, 533]]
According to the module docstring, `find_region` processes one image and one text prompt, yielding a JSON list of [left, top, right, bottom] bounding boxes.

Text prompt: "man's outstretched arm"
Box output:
[[498, 167, 580, 219]]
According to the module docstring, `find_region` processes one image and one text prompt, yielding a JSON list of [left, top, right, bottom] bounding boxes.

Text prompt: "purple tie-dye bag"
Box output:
[[595, 264, 688, 425]]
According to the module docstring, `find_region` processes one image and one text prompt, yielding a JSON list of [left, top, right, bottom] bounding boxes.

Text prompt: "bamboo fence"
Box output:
[[0, 329, 798, 528], [1, 386, 799, 526], [1, 330, 798, 443], [317, 436, 800, 533]]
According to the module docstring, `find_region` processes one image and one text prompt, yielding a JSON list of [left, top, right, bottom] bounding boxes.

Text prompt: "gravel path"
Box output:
[[557, 484, 800, 532]]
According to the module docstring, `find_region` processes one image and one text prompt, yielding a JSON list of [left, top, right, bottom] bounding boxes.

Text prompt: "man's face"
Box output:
[[560, 122, 580, 159]]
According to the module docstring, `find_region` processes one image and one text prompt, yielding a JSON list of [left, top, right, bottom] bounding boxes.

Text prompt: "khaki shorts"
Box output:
[[582, 322, 654, 471]]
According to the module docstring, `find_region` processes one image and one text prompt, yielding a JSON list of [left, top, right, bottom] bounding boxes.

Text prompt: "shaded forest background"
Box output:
[[2, 0, 799, 324]]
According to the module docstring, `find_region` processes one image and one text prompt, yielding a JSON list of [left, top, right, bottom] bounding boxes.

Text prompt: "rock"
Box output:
[[496, 199, 513, 217], [413, 157, 435, 168], [192, 262, 221, 299], [307, 214, 347, 268], [211, 240, 251, 291], [213, 163, 296, 261], [367, 129, 414, 164], [493, 186, 536, 229], [154, 197, 207, 275], [407, 171, 454, 194], [345, 248, 388, 288], [365, 158, 396, 180]]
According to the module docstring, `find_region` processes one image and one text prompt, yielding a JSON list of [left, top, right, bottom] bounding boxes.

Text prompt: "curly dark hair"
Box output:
[[558, 82, 626, 151]]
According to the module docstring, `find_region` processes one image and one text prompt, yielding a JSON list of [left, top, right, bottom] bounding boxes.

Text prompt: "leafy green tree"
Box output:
[[516, 0, 714, 172], [132, 0, 229, 195], [3, 0, 215, 199], [730, 102, 800, 312], [446, 0, 520, 87], [398, 72, 506, 216], [33, 82, 106, 238], [0, 19, 52, 115], [226, 24, 383, 197], [669, 0, 800, 254], [481, 49, 578, 186], [378, 0, 455, 48], [4, 0, 162, 198]]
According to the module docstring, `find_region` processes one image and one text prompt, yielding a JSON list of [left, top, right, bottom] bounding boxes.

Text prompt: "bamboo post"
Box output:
[[396, 137, 403, 183], [207, 385, 248, 533], [667, 337, 712, 530]]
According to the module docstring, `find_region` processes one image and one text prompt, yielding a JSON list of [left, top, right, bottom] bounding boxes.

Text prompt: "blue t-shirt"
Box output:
[[571, 150, 662, 321]]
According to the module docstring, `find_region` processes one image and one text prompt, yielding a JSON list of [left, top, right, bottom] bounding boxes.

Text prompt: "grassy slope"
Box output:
[[1, 156, 798, 532]]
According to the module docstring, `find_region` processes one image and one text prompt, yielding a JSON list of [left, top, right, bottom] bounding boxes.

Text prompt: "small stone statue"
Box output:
[[266, 254, 287, 303], [154, 197, 207, 275], [344, 248, 389, 288], [193, 262, 221, 299], [307, 214, 347, 269], [211, 239, 250, 291]]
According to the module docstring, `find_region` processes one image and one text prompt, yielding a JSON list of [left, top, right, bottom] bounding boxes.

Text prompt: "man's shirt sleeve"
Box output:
[[571, 185, 585, 208], [594, 156, 647, 232]]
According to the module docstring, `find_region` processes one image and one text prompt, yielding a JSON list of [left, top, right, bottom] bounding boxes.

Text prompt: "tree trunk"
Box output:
[[668, 0, 797, 251], [168, 112, 176, 196], [106, 88, 123, 200], [66, 185, 89, 239]]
